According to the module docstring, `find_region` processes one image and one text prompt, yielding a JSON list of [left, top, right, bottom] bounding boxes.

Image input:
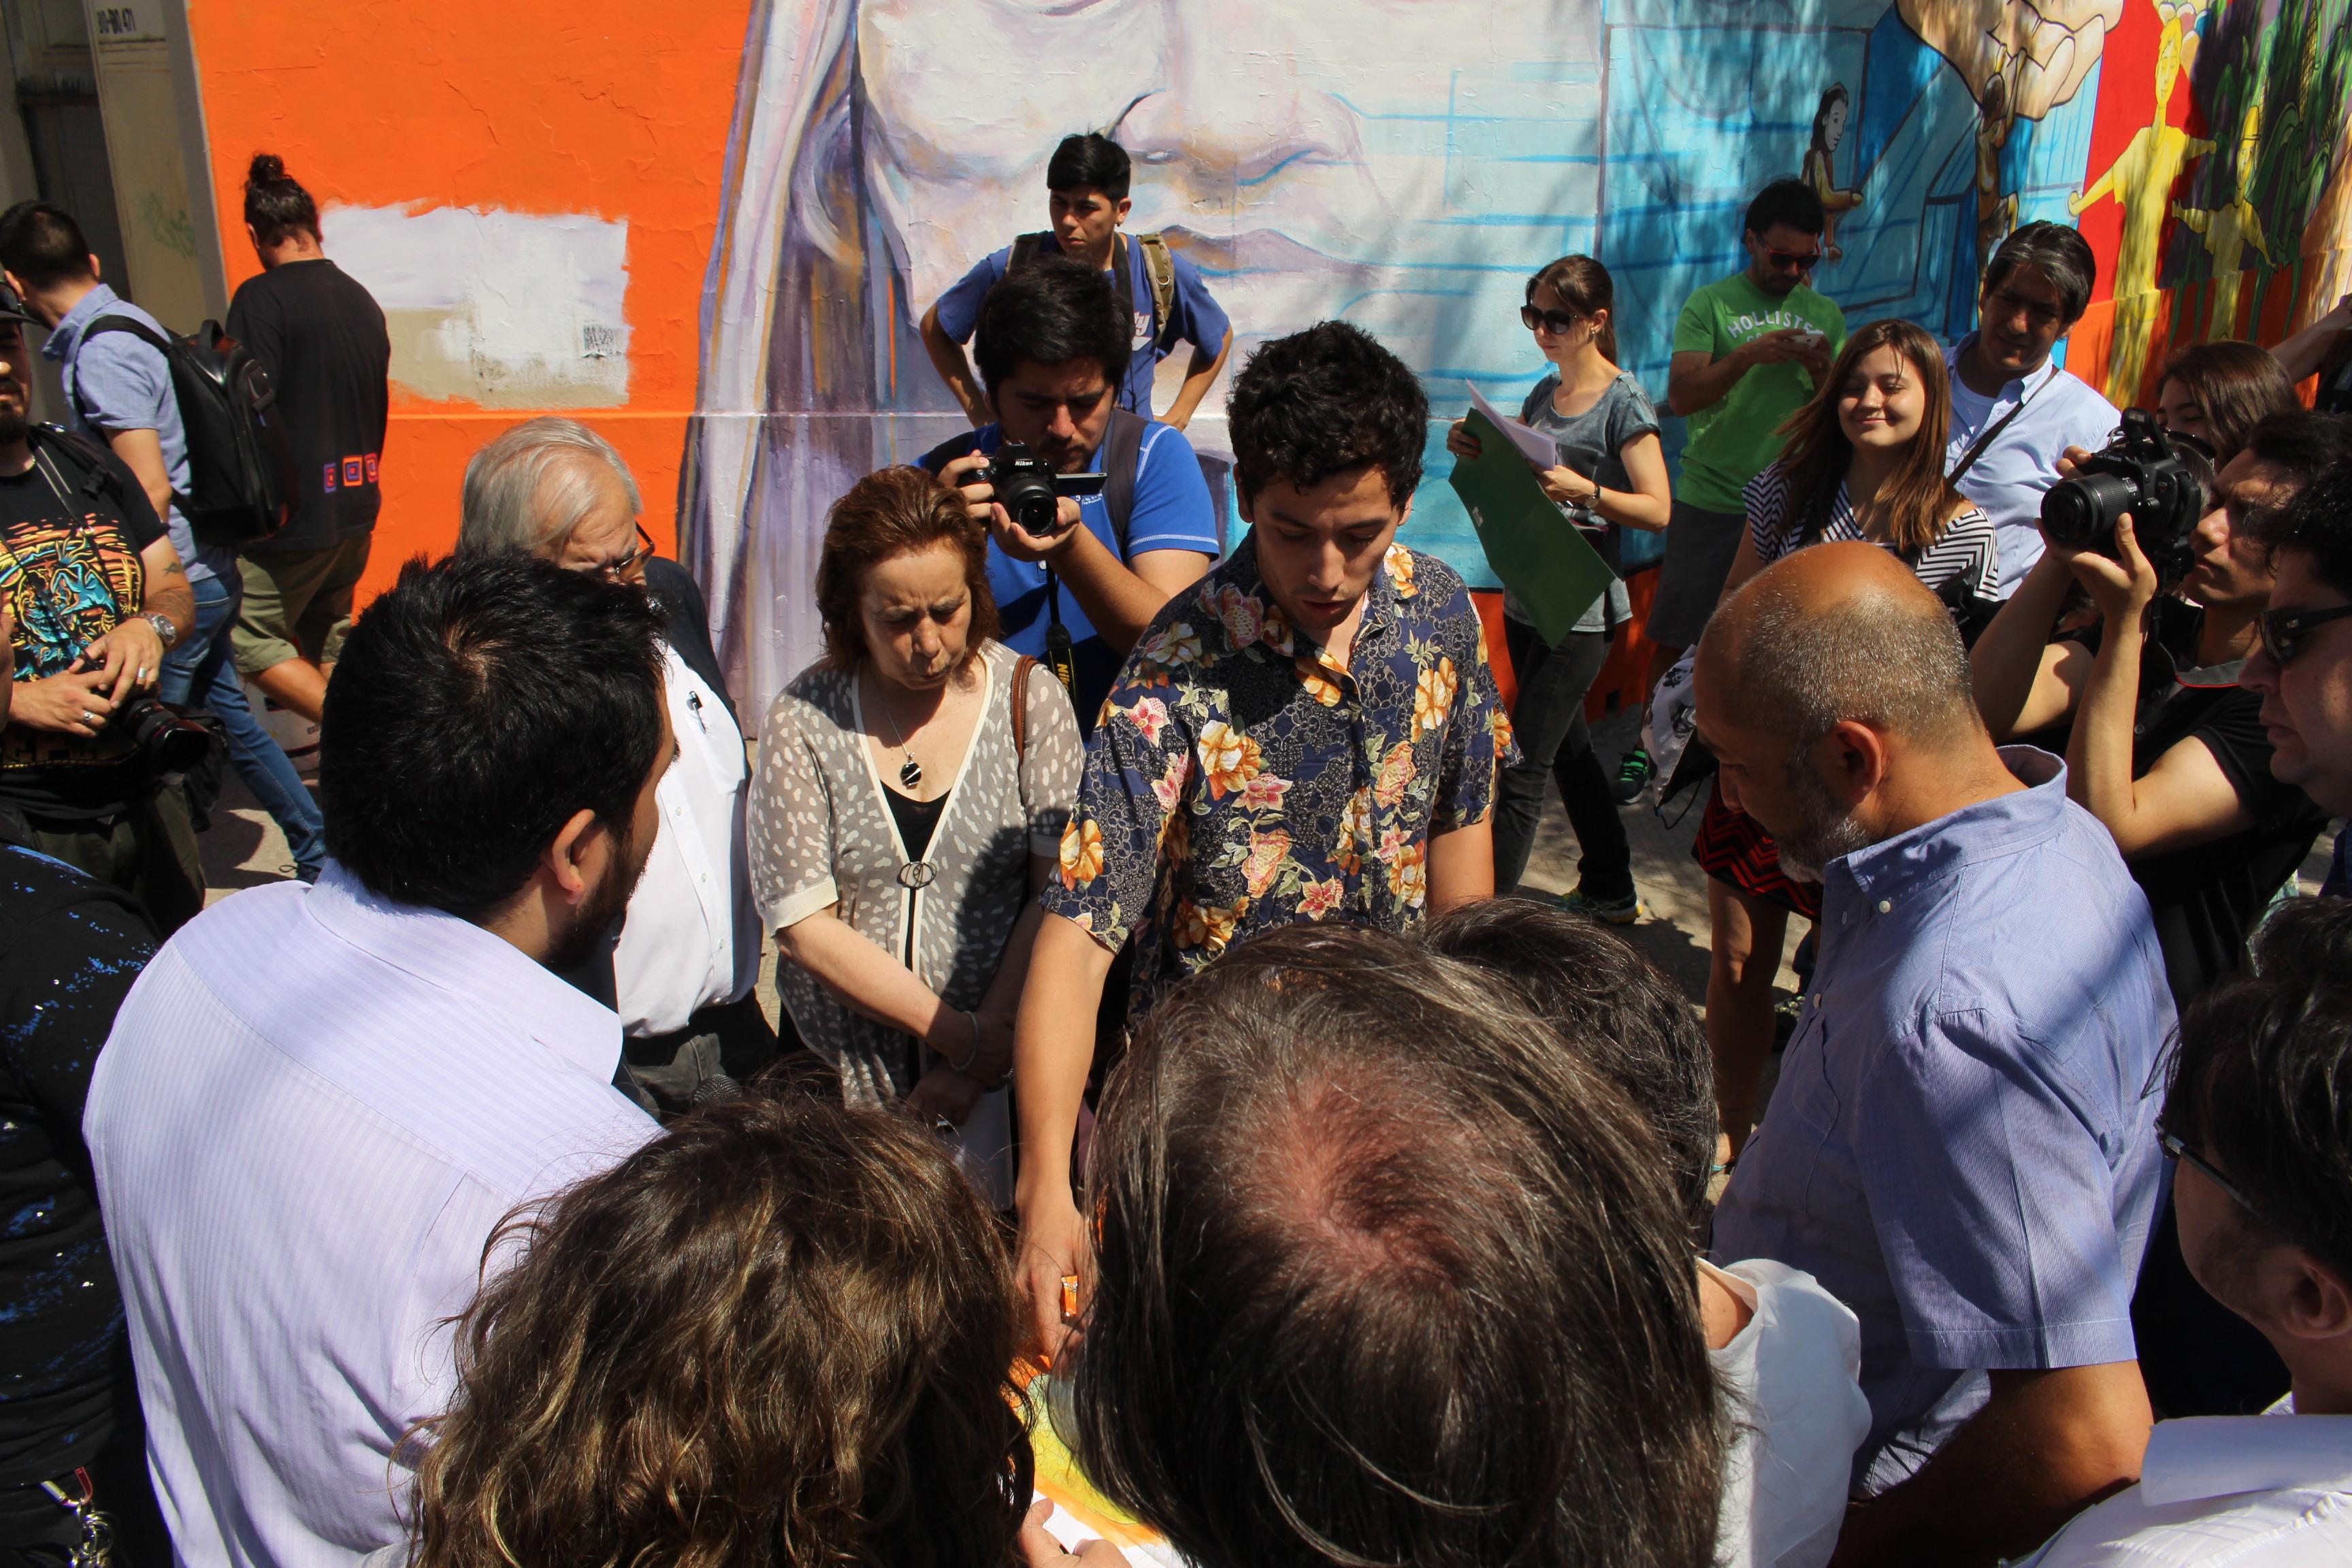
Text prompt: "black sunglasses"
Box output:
[[1520, 304, 1583, 336], [2257, 602, 2352, 666], [2158, 1124, 2260, 1220], [1763, 246, 1823, 270]]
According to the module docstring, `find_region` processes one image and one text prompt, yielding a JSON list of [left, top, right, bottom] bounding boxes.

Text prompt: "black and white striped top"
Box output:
[[1742, 464, 2002, 601]]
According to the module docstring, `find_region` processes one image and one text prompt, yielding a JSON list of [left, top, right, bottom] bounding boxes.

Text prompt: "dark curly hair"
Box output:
[[244, 152, 320, 247], [406, 1089, 1035, 1568], [1227, 321, 1428, 507], [815, 466, 1002, 670], [973, 252, 1131, 396]]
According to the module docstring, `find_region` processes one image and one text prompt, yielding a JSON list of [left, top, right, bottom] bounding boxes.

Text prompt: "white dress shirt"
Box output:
[[612, 647, 761, 1036], [84, 866, 659, 1568], [1705, 1258, 1874, 1568], [2005, 1402, 2352, 1566]]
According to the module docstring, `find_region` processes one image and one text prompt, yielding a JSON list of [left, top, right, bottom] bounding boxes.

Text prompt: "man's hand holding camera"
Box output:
[[939, 449, 1086, 564], [2063, 511, 2159, 630]]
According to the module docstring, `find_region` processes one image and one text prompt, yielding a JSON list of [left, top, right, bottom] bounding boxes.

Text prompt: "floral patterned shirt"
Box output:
[[1042, 535, 1516, 1026]]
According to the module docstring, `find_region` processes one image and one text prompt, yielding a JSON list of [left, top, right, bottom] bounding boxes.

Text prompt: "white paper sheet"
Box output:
[[1465, 380, 1561, 468]]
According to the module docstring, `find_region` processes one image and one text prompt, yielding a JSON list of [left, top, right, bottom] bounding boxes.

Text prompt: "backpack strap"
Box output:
[[1100, 408, 1147, 555], [1009, 233, 1051, 273], [1011, 654, 1036, 761], [28, 423, 135, 511], [1136, 233, 1179, 355]]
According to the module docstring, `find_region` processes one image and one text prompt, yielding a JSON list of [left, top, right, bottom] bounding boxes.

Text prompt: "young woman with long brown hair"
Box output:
[[1695, 318, 1998, 1159]]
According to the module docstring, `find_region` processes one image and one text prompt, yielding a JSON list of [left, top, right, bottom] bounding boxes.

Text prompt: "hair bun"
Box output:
[[248, 152, 287, 186]]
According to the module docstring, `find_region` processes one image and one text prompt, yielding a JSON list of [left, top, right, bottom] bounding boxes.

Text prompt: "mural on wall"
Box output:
[[684, 0, 2283, 710]]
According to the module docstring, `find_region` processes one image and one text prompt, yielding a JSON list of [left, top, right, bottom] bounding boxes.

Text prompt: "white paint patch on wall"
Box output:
[[321, 203, 632, 408]]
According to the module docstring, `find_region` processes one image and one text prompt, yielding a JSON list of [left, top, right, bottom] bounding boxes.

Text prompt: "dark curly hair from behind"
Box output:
[[1228, 321, 1429, 508], [816, 466, 1002, 669], [244, 152, 319, 248], [406, 1089, 1035, 1568], [973, 252, 1132, 396]]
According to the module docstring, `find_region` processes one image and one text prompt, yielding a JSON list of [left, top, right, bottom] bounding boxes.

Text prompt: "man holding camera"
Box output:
[[923, 255, 1220, 732], [921, 133, 1232, 429], [0, 282, 203, 931], [1945, 223, 2121, 598]]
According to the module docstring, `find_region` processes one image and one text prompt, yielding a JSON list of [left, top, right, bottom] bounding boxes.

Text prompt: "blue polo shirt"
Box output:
[[42, 283, 230, 585], [1712, 747, 2174, 1496], [926, 419, 1219, 731], [1944, 337, 2121, 599], [934, 234, 1230, 416]]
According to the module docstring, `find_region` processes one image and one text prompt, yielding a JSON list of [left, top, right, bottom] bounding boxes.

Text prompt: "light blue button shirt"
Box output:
[[86, 865, 659, 1567], [1712, 748, 2174, 1496], [1944, 336, 2121, 600], [41, 282, 228, 583]]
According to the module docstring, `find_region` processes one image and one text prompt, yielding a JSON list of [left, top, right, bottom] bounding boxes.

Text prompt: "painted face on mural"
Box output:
[[855, 0, 1605, 379]]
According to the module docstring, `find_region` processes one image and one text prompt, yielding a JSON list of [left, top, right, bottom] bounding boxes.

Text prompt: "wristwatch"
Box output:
[[141, 610, 179, 651]]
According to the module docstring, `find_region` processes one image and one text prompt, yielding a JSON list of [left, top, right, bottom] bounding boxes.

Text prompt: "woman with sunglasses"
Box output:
[[1972, 408, 2348, 1423], [1443, 255, 1669, 915]]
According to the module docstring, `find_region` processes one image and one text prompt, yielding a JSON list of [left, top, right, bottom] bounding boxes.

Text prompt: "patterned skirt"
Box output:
[[1691, 779, 1822, 921]]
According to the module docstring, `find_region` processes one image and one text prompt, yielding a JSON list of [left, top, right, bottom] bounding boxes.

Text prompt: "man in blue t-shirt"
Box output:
[[921, 133, 1231, 429], [923, 255, 1218, 732]]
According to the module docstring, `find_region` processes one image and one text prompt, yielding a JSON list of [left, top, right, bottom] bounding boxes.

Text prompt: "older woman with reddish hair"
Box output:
[[749, 466, 1081, 1205]]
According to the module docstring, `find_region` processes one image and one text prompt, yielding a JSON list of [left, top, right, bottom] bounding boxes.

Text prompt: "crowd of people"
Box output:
[[7, 129, 2352, 1568]]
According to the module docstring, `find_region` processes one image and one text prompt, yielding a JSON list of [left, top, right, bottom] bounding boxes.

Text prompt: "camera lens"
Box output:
[[2041, 473, 2136, 549], [998, 473, 1060, 534]]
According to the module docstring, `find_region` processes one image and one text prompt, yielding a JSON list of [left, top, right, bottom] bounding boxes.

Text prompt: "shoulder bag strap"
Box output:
[[1137, 233, 1179, 353], [1947, 360, 2061, 486], [1101, 408, 1147, 555], [1009, 233, 1049, 272]]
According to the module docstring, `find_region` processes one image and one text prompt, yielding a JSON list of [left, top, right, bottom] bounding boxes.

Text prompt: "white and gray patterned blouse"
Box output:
[[749, 639, 1082, 1108]]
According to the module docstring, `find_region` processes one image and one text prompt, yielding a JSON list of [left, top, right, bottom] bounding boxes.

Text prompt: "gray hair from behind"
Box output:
[[458, 416, 642, 559], [1717, 568, 1980, 754]]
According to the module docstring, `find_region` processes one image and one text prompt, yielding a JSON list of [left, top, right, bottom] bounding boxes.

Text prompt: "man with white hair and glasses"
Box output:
[[458, 417, 772, 1110]]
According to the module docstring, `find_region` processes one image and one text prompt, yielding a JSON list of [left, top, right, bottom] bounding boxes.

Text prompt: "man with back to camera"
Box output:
[[457, 416, 774, 1111], [2005, 894, 2352, 1567], [84, 553, 668, 1567], [1616, 178, 1845, 800], [922, 255, 1220, 732], [1009, 321, 1514, 1354], [227, 152, 391, 741], [1944, 222, 2121, 599], [921, 133, 1232, 429], [1698, 544, 2173, 1567], [2242, 457, 2352, 825]]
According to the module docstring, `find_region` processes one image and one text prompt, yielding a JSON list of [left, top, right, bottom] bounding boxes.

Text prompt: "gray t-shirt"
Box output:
[[1504, 371, 1659, 636]]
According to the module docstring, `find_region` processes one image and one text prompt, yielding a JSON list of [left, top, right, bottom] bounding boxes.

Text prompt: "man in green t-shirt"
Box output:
[[1614, 179, 1846, 800]]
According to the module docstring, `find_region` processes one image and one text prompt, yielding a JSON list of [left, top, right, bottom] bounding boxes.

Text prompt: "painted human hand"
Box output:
[[1899, 0, 2125, 121]]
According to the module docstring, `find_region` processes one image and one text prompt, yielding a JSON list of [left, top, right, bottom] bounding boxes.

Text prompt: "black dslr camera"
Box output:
[[2039, 410, 2211, 581], [116, 695, 215, 776], [987, 442, 1105, 536]]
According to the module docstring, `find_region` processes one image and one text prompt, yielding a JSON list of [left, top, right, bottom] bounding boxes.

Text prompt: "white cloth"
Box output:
[[2004, 1401, 2352, 1566], [612, 647, 762, 1035], [1705, 1258, 1872, 1568], [84, 866, 660, 1568]]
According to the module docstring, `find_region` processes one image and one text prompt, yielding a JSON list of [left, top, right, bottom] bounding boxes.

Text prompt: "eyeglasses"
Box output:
[[1763, 247, 1823, 270], [2158, 1124, 2261, 1219], [595, 523, 657, 582], [1520, 304, 1582, 336], [2256, 602, 2352, 666]]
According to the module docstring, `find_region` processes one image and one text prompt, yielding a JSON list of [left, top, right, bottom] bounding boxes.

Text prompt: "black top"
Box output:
[[0, 432, 168, 823], [227, 259, 390, 555], [2065, 598, 2328, 1010], [885, 785, 950, 861], [0, 835, 156, 1484]]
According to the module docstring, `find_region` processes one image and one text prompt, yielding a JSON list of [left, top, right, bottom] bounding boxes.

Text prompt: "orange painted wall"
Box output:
[[183, 0, 754, 600]]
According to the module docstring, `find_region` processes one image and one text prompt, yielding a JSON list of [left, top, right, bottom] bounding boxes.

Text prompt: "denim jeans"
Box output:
[[159, 571, 327, 879], [1491, 616, 1633, 898]]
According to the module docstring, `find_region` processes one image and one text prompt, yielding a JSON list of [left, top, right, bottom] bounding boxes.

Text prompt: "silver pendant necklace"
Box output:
[[874, 677, 922, 791]]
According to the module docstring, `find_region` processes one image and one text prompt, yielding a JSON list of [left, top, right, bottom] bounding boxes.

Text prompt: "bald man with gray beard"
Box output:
[[1698, 543, 2172, 1568]]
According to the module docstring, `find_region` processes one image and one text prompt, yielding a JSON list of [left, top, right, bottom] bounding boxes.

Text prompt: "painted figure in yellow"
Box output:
[[2174, 101, 2273, 340], [2070, 9, 2215, 400], [1804, 84, 1865, 261]]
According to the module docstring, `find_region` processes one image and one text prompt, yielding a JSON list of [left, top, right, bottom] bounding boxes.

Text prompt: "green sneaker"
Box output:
[[1610, 747, 1654, 804], [1561, 885, 1641, 926]]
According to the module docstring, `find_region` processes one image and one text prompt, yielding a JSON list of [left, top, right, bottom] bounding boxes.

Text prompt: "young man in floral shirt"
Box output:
[[1010, 320, 1516, 1352]]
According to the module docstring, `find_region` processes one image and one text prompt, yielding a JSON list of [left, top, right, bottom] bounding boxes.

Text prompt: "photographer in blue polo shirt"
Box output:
[[921, 133, 1232, 429], [924, 255, 1219, 732]]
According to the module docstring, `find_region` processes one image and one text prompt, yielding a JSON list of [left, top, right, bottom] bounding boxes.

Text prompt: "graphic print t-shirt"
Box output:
[[0, 442, 165, 819], [228, 259, 392, 555], [1673, 272, 1847, 512]]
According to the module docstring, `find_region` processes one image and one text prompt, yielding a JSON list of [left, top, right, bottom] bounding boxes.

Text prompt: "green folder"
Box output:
[[1447, 408, 1619, 645]]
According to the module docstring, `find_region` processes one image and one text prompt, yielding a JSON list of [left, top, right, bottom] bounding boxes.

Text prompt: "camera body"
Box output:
[[2039, 410, 2209, 582], [986, 442, 1106, 536], [118, 696, 214, 776]]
